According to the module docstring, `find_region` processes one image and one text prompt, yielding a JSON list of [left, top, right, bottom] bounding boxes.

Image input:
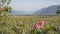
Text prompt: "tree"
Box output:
[[0, 0, 12, 34], [0, 0, 12, 16], [56, 7, 60, 15], [56, 10, 60, 15]]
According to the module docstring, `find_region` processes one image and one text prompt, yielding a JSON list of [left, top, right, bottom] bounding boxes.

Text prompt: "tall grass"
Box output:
[[0, 16, 60, 34]]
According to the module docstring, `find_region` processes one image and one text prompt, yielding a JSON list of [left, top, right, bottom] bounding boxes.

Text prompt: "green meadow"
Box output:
[[0, 16, 60, 34]]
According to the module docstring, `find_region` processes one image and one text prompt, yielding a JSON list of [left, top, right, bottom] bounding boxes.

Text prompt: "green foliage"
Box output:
[[30, 26, 59, 34], [0, 0, 12, 16], [1, 0, 7, 3], [3, 5, 12, 12], [56, 10, 60, 15], [0, 0, 12, 34], [56, 7, 60, 15], [30, 29, 36, 34], [0, 0, 11, 5]]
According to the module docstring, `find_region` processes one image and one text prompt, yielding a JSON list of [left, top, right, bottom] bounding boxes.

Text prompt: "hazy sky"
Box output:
[[10, 0, 60, 12]]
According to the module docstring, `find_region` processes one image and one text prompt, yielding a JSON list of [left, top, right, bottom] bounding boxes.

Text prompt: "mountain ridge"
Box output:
[[34, 5, 60, 15]]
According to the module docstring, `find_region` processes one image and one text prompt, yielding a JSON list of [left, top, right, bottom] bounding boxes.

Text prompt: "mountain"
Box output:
[[8, 10, 33, 15], [8, 10, 25, 15], [34, 5, 60, 15], [10, 10, 26, 14]]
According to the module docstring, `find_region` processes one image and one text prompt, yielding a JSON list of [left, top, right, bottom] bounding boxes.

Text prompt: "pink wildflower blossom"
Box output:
[[39, 20, 44, 26], [34, 24, 40, 30]]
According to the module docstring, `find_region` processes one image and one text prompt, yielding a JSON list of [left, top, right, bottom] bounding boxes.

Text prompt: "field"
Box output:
[[0, 16, 60, 34]]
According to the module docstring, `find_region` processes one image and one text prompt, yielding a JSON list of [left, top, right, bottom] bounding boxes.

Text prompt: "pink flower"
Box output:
[[39, 20, 44, 26], [34, 24, 40, 30]]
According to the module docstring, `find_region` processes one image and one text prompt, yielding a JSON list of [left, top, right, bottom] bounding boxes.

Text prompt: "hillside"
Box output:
[[34, 5, 60, 15]]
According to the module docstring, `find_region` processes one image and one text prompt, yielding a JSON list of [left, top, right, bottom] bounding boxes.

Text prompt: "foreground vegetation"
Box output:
[[0, 16, 60, 34], [0, 0, 60, 34]]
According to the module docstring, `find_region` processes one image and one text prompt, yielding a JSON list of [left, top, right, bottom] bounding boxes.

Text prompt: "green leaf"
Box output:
[[30, 29, 35, 34], [1, 0, 7, 3]]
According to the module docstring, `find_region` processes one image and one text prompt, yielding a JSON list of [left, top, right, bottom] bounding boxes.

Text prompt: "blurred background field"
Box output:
[[0, 15, 60, 34]]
